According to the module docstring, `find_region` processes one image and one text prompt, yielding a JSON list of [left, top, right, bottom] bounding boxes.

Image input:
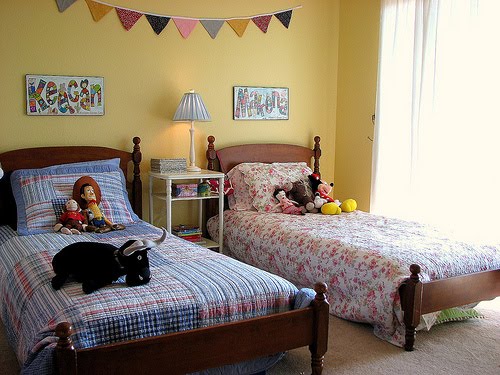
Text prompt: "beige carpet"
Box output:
[[1, 299, 499, 374]]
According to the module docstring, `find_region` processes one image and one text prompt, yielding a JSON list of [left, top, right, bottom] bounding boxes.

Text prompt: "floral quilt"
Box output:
[[207, 210, 500, 346]]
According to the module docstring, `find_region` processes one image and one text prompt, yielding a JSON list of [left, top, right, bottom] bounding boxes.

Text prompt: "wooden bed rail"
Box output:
[[56, 282, 329, 375], [400, 264, 500, 351]]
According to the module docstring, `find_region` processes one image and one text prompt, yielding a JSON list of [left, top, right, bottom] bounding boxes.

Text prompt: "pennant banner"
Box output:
[[275, 10, 293, 29], [56, 0, 77, 12], [146, 14, 170, 35], [227, 19, 250, 38], [173, 18, 198, 39], [201, 20, 224, 40], [252, 15, 273, 33], [85, 0, 112, 22], [64, 1, 301, 38], [116, 8, 143, 31]]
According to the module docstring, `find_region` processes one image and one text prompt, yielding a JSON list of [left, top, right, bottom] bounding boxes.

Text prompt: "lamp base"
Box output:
[[187, 165, 202, 173]]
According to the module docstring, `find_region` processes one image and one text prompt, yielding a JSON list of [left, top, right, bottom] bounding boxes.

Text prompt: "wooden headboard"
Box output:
[[0, 137, 142, 229], [204, 135, 322, 221], [206, 135, 322, 174]]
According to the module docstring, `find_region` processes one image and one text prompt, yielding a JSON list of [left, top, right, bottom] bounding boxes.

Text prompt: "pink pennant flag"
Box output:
[[252, 15, 272, 33], [173, 18, 198, 39], [116, 8, 143, 31]]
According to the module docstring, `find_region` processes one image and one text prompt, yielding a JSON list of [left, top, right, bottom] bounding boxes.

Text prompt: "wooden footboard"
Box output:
[[56, 283, 329, 375], [399, 264, 500, 351]]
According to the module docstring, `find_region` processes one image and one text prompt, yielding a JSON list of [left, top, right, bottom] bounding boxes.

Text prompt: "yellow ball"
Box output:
[[321, 202, 342, 215], [340, 198, 357, 213]]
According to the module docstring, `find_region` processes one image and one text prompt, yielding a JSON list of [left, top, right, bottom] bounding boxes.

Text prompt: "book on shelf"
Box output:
[[172, 224, 203, 242], [175, 233, 202, 241], [172, 224, 200, 233]]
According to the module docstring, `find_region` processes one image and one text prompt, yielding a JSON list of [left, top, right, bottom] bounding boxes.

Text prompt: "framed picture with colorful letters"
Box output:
[[233, 86, 289, 120], [26, 74, 104, 116]]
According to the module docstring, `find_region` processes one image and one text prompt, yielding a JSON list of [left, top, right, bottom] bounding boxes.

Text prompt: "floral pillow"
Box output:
[[238, 162, 313, 212], [226, 164, 260, 211]]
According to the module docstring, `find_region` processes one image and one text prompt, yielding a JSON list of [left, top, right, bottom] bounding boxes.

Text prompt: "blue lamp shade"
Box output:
[[173, 91, 211, 122]]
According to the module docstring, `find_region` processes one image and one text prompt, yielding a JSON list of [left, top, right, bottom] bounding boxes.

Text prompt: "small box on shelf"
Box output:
[[151, 158, 187, 173], [172, 183, 198, 197]]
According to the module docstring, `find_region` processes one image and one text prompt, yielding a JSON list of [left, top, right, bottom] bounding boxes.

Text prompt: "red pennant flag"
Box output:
[[116, 8, 143, 31], [252, 15, 272, 33]]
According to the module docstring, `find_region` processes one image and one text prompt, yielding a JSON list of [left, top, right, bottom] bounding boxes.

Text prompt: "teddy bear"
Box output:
[[54, 199, 88, 235], [285, 179, 317, 213]]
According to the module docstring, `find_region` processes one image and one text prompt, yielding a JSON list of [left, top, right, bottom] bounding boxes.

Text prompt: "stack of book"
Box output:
[[151, 158, 187, 173], [172, 224, 205, 244]]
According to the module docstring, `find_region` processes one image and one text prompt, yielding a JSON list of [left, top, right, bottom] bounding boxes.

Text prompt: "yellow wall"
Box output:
[[0, 0, 340, 224], [1, 1, 382, 223], [335, 0, 380, 211]]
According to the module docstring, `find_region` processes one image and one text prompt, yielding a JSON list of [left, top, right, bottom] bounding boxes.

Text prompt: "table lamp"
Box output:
[[173, 90, 211, 172]]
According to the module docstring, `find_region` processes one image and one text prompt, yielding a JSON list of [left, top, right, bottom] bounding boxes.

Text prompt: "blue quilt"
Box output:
[[0, 222, 298, 374]]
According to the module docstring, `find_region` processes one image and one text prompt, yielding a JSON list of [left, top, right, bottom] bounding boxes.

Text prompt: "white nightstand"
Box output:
[[149, 169, 224, 253]]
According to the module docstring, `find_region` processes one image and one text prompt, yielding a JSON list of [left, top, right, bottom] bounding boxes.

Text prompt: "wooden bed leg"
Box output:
[[400, 264, 423, 351], [55, 322, 77, 375], [309, 282, 329, 375]]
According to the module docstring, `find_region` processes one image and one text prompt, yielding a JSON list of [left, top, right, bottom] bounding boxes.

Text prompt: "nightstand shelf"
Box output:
[[149, 169, 224, 253], [153, 193, 220, 202]]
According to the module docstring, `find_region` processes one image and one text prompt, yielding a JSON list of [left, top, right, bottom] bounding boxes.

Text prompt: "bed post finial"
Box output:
[[310, 282, 329, 375], [313, 136, 321, 176], [132, 137, 142, 219], [55, 322, 77, 374], [207, 136, 216, 171]]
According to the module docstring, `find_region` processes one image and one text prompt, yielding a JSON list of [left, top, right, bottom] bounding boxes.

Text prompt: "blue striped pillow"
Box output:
[[10, 159, 139, 235]]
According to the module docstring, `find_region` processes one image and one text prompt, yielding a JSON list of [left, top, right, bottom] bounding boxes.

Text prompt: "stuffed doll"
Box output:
[[321, 202, 342, 215], [313, 193, 328, 210], [308, 173, 335, 203], [54, 199, 88, 235], [340, 198, 357, 213], [73, 176, 126, 234], [273, 188, 306, 215], [285, 179, 317, 213], [308, 174, 358, 214]]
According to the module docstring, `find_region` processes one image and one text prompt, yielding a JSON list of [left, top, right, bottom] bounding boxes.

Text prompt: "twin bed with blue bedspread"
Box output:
[[0, 138, 329, 375]]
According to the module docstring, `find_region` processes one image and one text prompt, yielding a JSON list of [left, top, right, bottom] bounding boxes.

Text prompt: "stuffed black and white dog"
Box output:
[[51, 228, 167, 294]]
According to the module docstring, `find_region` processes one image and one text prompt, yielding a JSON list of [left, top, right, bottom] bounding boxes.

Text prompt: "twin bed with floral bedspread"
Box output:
[[205, 135, 500, 351]]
